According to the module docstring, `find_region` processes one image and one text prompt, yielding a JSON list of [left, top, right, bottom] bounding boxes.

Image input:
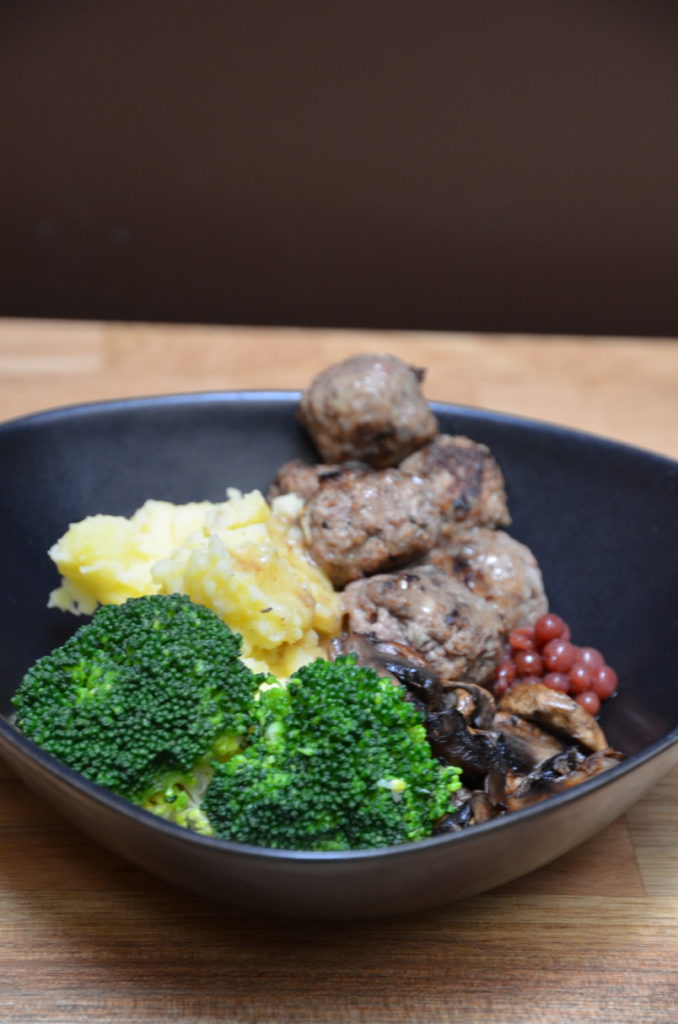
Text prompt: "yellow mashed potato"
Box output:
[[48, 489, 341, 676]]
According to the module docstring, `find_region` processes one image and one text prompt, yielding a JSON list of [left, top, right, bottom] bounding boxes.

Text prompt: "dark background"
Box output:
[[2, 1, 678, 335]]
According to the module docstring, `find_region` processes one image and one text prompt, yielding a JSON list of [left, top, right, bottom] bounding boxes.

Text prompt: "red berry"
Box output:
[[509, 627, 536, 652], [543, 672, 570, 693], [514, 650, 545, 677], [495, 658, 517, 684], [577, 647, 605, 670], [591, 665, 618, 700], [569, 663, 594, 694], [542, 638, 577, 673], [575, 691, 601, 715], [534, 613, 569, 647]]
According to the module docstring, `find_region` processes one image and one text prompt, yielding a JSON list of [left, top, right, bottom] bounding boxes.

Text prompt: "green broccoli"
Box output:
[[12, 593, 262, 833], [203, 655, 462, 850]]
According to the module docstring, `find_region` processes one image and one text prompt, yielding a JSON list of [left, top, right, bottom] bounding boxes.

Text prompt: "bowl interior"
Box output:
[[2, 392, 678, 763]]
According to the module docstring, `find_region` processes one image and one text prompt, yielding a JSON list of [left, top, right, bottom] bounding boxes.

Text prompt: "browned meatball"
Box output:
[[298, 353, 438, 468], [425, 527, 548, 631], [341, 565, 504, 684], [267, 460, 370, 502], [400, 434, 510, 535], [301, 469, 440, 588]]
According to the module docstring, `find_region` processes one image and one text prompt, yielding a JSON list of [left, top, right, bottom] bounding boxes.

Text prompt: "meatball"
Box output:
[[298, 353, 438, 468], [400, 434, 510, 535], [301, 469, 440, 588], [425, 527, 548, 631], [341, 565, 504, 684], [267, 460, 370, 502]]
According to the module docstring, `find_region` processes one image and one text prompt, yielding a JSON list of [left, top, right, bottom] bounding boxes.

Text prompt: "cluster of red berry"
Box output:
[[493, 613, 618, 715]]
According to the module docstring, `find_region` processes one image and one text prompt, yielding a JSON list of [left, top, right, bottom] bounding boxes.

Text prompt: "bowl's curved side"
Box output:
[[3, 729, 677, 920], [2, 392, 678, 918]]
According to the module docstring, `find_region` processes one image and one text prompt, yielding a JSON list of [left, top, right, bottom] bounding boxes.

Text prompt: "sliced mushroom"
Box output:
[[468, 790, 496, 824], [434, 786, 503, 832], [434, 804, 474, 834], [441, 682, 496, 730], [504, 748, 624, 811], [330, 632, 426, 676], [483, 754, 511, 808], [425, 708, 499, 780], [498, 682, 609, 752], [330, 632, 442, 711], [492, 710, 566, 772]]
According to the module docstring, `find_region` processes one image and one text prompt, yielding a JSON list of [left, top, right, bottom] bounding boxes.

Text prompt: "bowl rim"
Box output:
[[1, 713, 674, 863], [5, 386, 678, 480], [4, 386, 678, 468], [2, 388, 678, 863]]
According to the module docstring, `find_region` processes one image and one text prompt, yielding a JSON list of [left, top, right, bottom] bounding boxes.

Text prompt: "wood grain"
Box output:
[[1, 318, 677, 1024]]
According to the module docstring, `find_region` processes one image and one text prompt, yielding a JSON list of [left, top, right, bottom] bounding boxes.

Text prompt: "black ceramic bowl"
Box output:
[[1, 392, 678, 920]]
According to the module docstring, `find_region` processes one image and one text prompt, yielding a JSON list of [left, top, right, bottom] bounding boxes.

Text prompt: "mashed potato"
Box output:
[[48, 489, 341, 676]]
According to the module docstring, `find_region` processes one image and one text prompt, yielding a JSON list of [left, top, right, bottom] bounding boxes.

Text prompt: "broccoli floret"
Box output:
[[12, 594, 261, 825], [203, 655, 462, 850]]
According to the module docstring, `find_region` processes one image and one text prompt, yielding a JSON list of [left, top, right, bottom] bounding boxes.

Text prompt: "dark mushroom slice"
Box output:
[[434, 788, 477, 833], [484, 756, 513, 810], [441, 682, 496, 730], [435, 786, 505, 833], [498, 682, 609, 753], [469, 790, 498, 824], [425, 708, 500, 781], [298, 353, 438, 467], [492, 710, 566, 772], [504, 748, 624, 811], [330, 632, 431, 678], [330, 633, 442, 711]]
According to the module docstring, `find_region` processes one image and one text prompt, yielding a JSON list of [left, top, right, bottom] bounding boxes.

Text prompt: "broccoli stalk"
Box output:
[[12, 594, 262, 832], [203, 656, 462, 850]]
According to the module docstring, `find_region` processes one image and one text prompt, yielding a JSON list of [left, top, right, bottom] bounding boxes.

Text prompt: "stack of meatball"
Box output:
[[268, 354, 623, 824], [270, 352, 547, 688]]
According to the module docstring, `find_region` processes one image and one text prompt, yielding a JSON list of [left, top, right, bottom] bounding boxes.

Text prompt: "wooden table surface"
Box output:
[[1, 319, 677, 1024]]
